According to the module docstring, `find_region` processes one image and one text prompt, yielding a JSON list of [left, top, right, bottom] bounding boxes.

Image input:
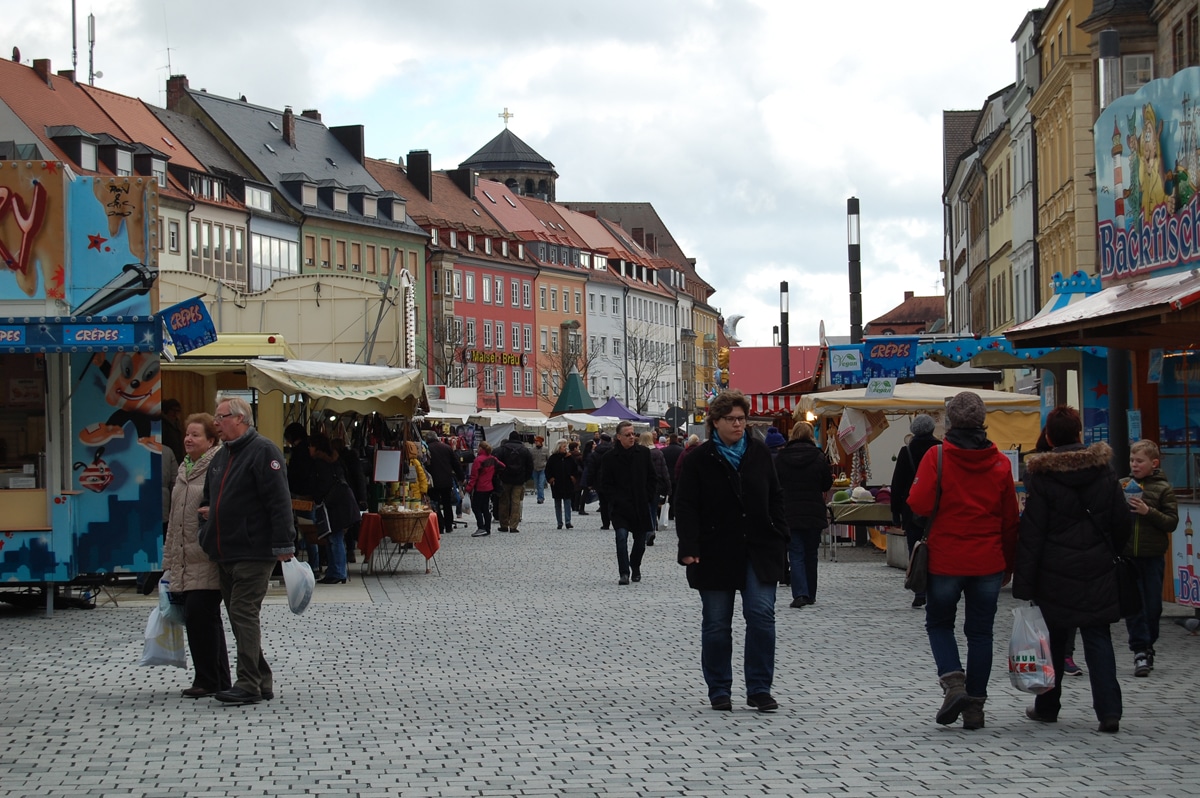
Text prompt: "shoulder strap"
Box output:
[[923, 446, 943, 541]]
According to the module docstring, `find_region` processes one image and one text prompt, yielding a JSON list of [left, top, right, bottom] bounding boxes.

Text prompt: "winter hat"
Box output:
[[508, 431, 522, 441], [764, 427, 787, 449], [910, 414, 936, 437], [850, 486, 874, 503], [946, 391, 986, 429]]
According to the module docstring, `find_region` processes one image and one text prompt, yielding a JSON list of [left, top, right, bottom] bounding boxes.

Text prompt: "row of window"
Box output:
[[538, 285, 583, 315], [446, 365, 536, 396], [588, 292, 622, 316], [430, 228, 522, 260], [587, 335, 623, 358]]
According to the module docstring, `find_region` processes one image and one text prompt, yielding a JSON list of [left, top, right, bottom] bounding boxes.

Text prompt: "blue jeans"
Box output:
[[554, 497, 572, 527], [534, 469, 547, 501], [614, 526, 647, 576], [1036, 623, 1122, 722], [924, 571, 1003, 698], [324, 528, 347, 580], [698, 560, 777, 700], [1124, 555, 1165, 652], [788, 527, 822, 601]]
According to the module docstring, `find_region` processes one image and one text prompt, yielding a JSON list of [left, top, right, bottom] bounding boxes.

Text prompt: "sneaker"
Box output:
[[789, 596, 809, 609], [1134, 652, 1150, 677], [618, 574, 631, 585], [710, 695, 733, 711], [746, 693, 779, 712], [1063, 657, 1083, 676], [1147, 648, 1156, 670], [911, 594, 927, 609], [471, 528, 490, 537]]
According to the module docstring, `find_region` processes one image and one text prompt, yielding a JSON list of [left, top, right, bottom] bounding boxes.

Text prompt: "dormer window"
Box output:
[[151, 159, 167, 187], [501, 240, 508, 257], [47, 126, 99, 172], [484, 238, 492, 255], [246, 185, 272, 212], [188, 174, 226, 202], [115, 149, 132, 176], [517, 243, 524, 260], [332, 189, 348, 213], [362, 196, 377, 219], [449, 230, 458, 248], [431, 228, 439, 246], [302, 185, 317, 207], [467, 234, 475, 252], [79, 141, 97, 171], [580, 252, 591, 269]]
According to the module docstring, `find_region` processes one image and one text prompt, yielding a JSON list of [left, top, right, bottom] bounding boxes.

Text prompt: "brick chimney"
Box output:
[[408, 150, 433, 200], [330, 124, 365, 165], [645, 232, 656, 254], [57, 69, 75, 83], [32, 58, 52, 87], [301, 109, 321, 121], [632, 227, 644, 247], [282, 106, 296, 148], [904, 290, 914, 301], [166, 75, 189, 110], [446, 167, 475, 200]]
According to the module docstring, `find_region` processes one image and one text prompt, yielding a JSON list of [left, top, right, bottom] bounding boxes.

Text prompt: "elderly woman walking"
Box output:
[[676, 390, 788, 712], [1013, 406, 1132, 732], [908, 391, 1019, 730]]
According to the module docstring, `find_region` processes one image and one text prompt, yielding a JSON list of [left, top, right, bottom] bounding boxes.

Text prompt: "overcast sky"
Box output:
[[13, 0, 1040, 347]]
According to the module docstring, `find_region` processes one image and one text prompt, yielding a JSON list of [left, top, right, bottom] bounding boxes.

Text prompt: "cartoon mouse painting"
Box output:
[[77, 352, 162, 452]]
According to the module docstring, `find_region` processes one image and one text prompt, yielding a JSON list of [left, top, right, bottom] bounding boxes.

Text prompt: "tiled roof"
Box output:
[[460, 128, 555, 173], [186, 89, 423, 234], [83, 85, 204, 172], [151, 106, 251, 178], [864, 294, 945, 335], [942, 110, 979, 188]]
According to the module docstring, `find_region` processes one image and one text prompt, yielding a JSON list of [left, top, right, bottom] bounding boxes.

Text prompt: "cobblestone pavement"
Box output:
[[2, 497, 1198, 797]]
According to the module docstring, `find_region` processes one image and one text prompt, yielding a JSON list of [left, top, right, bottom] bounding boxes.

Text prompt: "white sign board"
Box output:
[[865, 378, 896, 399]]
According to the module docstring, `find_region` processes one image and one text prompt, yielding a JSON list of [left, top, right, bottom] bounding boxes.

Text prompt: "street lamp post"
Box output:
[[847, 197, 862, 344], [779, 281, 790, 387]]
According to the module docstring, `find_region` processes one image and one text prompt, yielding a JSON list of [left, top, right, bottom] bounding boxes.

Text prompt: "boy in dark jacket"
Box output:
[[774, 421, 832, 607], [1123, 439, 1178, 676]]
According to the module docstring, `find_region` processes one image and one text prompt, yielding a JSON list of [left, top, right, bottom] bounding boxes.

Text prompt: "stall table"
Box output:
[[825, 501, 897, 561], [358, 511, 441, 575]]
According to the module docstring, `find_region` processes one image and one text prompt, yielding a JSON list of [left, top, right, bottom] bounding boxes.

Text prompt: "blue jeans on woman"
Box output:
[[554, 497, 572, 527], [699, 560, 777, 701], [925, 571, 1003, 698], [324, 528, 347, 580], [788, 527, 822, 601]]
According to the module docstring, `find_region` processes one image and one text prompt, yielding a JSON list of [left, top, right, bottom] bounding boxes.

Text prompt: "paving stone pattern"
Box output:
[[1, 498, 1197, 796]]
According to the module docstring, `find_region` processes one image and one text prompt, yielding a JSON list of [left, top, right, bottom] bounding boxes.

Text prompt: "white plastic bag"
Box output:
[[140, 606, 186, 668], [157, 577, 185, 625], [1008, 604, 1055, 694], [461, 491, 471, 513], [282, 557, 315, 615]]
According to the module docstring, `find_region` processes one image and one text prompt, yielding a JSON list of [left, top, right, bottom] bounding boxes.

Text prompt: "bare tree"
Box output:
[[624, 319, 675, 415], [416, 316, 469, 389]]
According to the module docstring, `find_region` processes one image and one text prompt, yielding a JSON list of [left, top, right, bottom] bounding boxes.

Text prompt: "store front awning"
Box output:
[[245, 359, 426, 416], [1006, 269, 1200, 350], [749, 394, 800, 416]]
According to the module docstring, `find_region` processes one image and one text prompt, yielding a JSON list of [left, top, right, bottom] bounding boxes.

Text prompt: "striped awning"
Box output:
[[749, 394, 800, 415]]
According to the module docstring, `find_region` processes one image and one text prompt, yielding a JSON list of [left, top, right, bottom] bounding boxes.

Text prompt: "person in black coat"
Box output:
[[774, 421, 833, 608], [424, 431, 464, 536], [545, 439, 579, 529], [600, 422, 658, 583], [888, 414, 941, 608], [332, 438, 367, 562], [307, 433, 359, 584], [676, 391, 788, 713], [661, 434, 685, 523], [1012, 406, 1133, 733], [586, 433, 614, 528]]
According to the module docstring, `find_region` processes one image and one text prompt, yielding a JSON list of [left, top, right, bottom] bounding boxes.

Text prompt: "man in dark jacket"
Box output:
[[424, 431, 464, 537], [888, 414, 941, 608], [600, 421, 658, 584], [662, 434, 685, 525], [676, 391, 788, 712], [495, 431, 534, 532], [586, 433, 614, 528], [1013, 406, 1133, 733], [199, 397, 295, 705]]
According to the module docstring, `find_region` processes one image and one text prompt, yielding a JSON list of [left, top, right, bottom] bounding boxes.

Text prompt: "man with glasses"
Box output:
[[676, 390, 788, 712], [600, 421, 658, 585], [198, 396, 296, 705]]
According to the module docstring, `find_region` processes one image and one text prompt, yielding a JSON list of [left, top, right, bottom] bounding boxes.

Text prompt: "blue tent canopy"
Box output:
[[590, 397, 653, 422]]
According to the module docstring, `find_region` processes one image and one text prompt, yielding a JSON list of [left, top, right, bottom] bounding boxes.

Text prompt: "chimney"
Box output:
[[645, 232, 656, 254], [330, 124, 365, 165], [301, 109, 322, 121], [282, 106, 296, 148], [408, 150, 433, 200], [33, 58, 52, 87], [57, 69, 75, 83], [166, 75, 189, 110], [632, 227, 644, 247], [904, 290, 914, 301], [446, 167, 475, 200]]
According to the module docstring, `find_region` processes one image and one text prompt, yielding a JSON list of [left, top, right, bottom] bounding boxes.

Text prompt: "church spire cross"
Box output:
[[498, 107, 514, 128]]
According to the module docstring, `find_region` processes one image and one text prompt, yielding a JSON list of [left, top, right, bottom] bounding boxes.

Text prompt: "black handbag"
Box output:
[[904, 446, 942, 593], [1089, 508, 1143, 619]]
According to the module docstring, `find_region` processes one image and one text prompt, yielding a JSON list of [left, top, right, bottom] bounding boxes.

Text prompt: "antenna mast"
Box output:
[[71, 0, 78, 80], [88, 13, 96, 85]]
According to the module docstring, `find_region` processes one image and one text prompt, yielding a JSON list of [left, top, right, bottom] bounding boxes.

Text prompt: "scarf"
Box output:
[[714, 433, 748, 470]]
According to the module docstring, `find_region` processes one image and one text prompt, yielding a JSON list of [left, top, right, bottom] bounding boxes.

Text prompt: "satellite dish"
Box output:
[[94, 70, 104, 79]]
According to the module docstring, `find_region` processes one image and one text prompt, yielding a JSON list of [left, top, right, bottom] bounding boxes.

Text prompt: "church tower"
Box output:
[[460, 110, 558, 201]]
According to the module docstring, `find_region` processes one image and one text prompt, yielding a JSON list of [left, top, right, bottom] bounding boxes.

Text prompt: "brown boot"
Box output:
[[961, 696, 985, 730], [936, 671, 968, 725]]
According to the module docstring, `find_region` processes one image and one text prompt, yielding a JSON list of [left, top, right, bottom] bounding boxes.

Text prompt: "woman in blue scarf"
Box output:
[[675, 390, 789, 712]]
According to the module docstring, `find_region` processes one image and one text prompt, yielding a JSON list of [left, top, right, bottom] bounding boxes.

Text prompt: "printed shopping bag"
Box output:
[[1008, 603, 1055, 694]]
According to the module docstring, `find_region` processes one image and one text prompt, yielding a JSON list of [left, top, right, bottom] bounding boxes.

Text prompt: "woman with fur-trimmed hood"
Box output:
[[1013, 406, 1133, 733]]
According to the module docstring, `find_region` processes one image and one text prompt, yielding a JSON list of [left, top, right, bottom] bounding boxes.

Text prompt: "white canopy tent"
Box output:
[[244, 359, 426, 417]]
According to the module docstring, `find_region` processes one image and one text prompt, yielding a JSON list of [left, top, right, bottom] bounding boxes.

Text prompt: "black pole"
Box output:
[[780, 281, 790, 387], [848, 197, 862, 344]]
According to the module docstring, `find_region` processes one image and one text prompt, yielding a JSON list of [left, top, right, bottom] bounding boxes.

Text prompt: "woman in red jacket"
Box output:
[[467, 442, 502, 537], [908, 392, 1018, 731]]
